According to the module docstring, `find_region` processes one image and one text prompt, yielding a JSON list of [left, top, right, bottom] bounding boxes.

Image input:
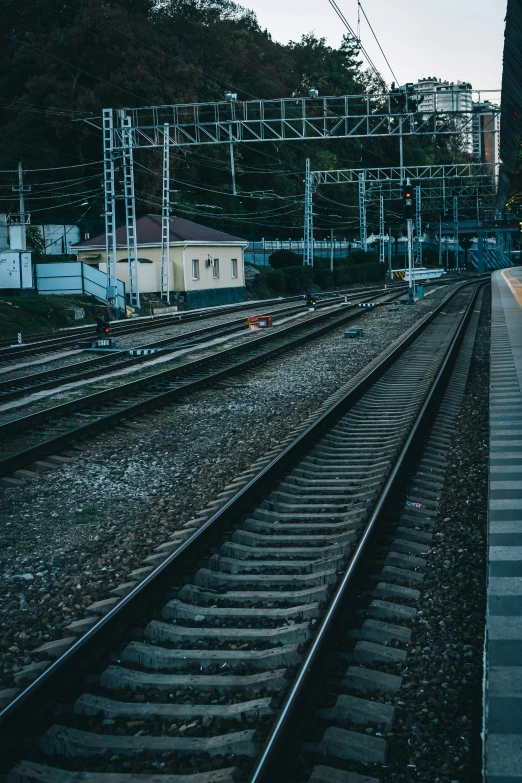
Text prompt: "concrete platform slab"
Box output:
[[485, 269, 522, 782]]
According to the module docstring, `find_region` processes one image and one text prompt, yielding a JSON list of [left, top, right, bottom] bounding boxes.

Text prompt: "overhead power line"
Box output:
[[326, 0, 386, 88], [357, 0, 399, 85]]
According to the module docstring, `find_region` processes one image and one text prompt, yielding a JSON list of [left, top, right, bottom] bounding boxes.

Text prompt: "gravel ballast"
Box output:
[[0, 287, 453, 696], [383, 289, 490, 782]]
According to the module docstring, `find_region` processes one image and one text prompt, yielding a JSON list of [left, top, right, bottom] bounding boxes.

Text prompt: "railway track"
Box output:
[[0, 297, 306, 363], [0, 300, 323, 403], [0, 285, 402, 403], [0, 287, 401, 481], [0, 280, 484, 782], [0, 285, 405, 363]]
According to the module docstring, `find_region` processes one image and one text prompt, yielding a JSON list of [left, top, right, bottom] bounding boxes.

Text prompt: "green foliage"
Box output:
[[268, 249, 303, 269], [282, 264, 312, 293], [334, 262, 386, 285], [261, 264, 312, 293], [26, 225, 46, 258], [0, 294, 98, 338], [423, 248, 440, 266], [459, 235, 473, 251], [263, 268, 285, 292], [313, 268, 333, 289], [346, 249, 380, 265]]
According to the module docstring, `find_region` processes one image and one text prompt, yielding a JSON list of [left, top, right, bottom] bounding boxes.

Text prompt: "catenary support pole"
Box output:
[[407, 178, 414, 304], [379, 193, 385, 263], [399, 120, 404, 184], [102, 109, 118, 304], [387, 225, 393, 279], [229, 136, 237, 197], [407, 217, 414, 303], [359, 171, 367, 252], [304, 158, 314, 266], [438, 214, 443, 266], [121, 113, 140, 309], [160, 124, 170, 303], [453, 196, 459, 273], [415, 185, 422, 266], [330, 228, 334, 272]]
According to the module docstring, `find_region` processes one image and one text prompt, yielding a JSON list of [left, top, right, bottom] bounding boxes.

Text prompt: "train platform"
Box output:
[[485, 268, 522, 782]]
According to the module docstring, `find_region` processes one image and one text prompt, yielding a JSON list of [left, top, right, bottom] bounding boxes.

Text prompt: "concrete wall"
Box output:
[[77, 243, 245, 297]]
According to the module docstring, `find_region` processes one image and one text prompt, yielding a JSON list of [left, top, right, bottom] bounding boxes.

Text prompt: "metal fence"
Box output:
[[35, 262, 126, 310]]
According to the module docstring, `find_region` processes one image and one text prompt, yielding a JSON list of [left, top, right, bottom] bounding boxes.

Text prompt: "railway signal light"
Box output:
[[96, 319, 111, 337], [403, 184, 414, 219], [519, 220, 522, 234]]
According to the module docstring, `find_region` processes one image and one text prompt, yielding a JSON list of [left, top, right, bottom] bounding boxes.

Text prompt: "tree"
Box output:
[[459, 235, 473, 269], [26, 225, 46, 259], [269, 249, 303, 269]]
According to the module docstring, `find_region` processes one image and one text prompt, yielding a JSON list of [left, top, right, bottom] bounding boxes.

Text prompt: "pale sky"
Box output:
[[244, 0, 506, 95]]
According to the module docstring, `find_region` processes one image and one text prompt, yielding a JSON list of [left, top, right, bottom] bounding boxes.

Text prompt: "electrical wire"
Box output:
[[0, 160, 103, 174], [25, 194, 102, 214], [326, 0, 386, 88], [0, 187, 101, 202], [134, 160, 300, 201], [357, 0, 399, 85]]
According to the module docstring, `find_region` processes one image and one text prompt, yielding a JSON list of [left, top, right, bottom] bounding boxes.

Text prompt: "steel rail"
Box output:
[[0, 285, 407, 402], [0, 288, 398, 477], [0, 284, 405, 360], [0, 299, 321, 402], [249, 281, 484, 782], [0, 296, 304, 360], [0, 279, 480, 768]]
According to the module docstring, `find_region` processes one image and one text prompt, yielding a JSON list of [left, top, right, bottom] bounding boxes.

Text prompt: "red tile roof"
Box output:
[[75, 214, 245, 247]]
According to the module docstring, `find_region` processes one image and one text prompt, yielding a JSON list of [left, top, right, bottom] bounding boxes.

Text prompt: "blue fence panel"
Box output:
[[35, 262, 126, 309]]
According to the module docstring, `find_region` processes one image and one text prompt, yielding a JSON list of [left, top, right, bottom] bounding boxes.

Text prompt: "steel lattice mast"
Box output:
[[122, 115, 140, 309], [160, 123, 171, 303], [102, 109, 118, 304], [304, 158, 314, 267]]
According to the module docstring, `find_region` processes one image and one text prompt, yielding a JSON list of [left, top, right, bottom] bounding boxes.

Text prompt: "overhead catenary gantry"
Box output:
[[96, 91, 500, 304], [304, 162, 497, 265]]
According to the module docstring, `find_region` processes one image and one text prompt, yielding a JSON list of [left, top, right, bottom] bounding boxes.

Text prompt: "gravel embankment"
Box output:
[[384, 291, 490, 782], [0, 287, 450, 694]]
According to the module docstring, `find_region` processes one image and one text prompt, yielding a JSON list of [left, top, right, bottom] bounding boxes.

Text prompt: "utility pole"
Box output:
[[379, 193, 385, 263], [453, 196, 459, 273], [224, 91, 238, 196], [12, 161, 31, 251], [358, 171, 367, 252], [304, 158, 314, 266], [229, 134, 237, 196]]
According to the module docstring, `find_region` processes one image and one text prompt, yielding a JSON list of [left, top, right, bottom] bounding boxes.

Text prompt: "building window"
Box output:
[[231, 258, 238, 278], [192, 259, 199, 280], [213, 258, 220, 279]]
